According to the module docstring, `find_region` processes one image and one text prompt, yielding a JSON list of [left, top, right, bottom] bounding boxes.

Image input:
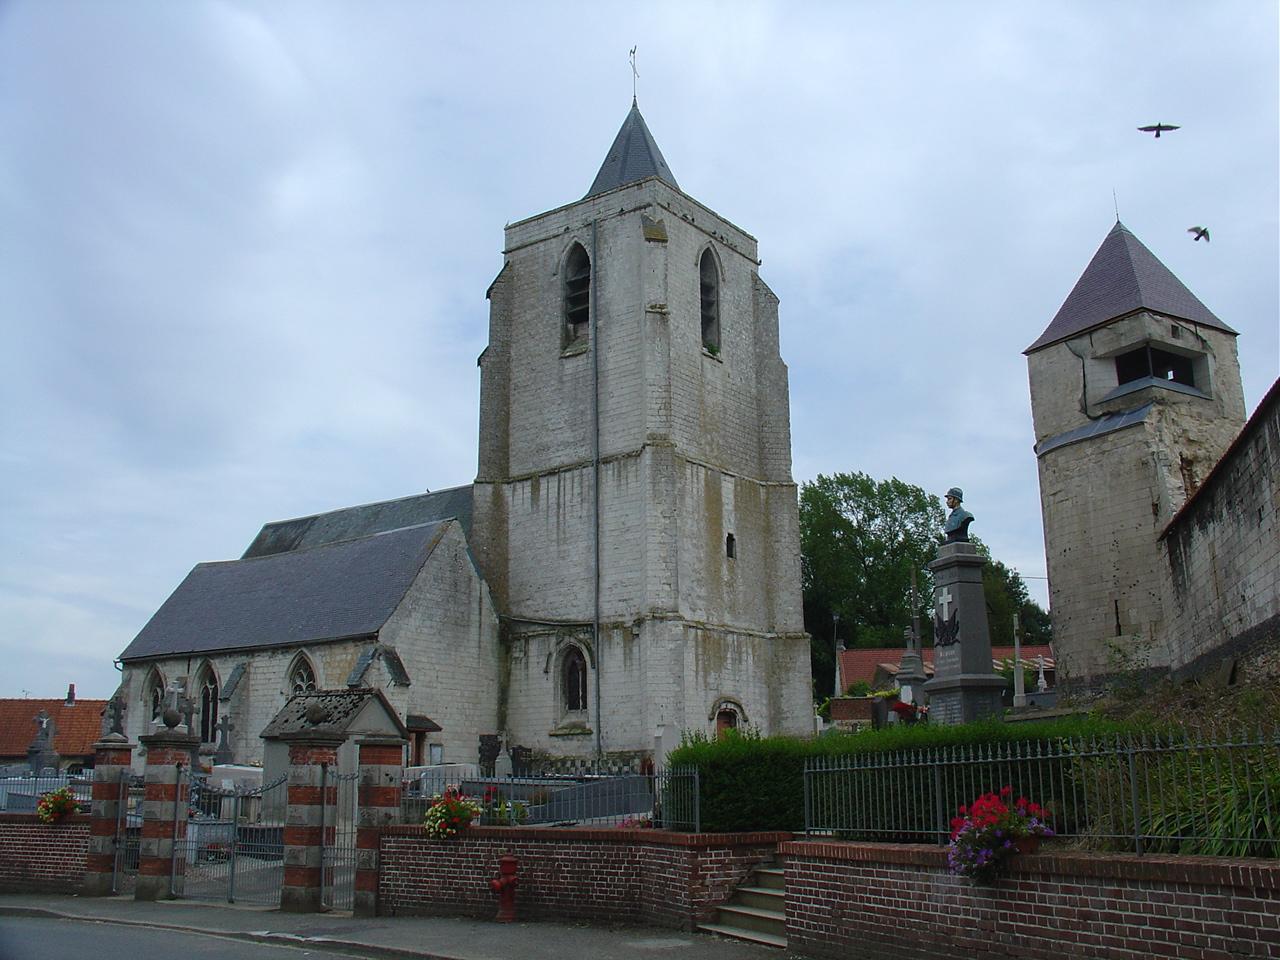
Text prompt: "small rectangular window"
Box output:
[[726, 533, 736, 559]]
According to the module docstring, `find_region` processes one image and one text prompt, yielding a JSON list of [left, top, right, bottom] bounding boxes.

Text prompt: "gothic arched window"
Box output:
[[562, 647, 588, 713], [699, 248, 720, 354], [563, 243, 591, 347], [197, 667, 218, 744], [290, 658, 317, 695], [145, 670, 166, 722]]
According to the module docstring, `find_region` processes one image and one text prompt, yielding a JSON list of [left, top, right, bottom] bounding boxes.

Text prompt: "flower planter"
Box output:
[[1014, 835, 1041, 856]]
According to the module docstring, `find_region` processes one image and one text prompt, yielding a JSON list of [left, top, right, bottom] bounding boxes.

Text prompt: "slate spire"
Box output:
[[585, 100, 679, 198], [1026, 221, 1235, 354]]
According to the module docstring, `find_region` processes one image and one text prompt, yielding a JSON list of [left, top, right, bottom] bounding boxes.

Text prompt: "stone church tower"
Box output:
[[472, 102, 812, 759], [1026, 222, 1246, 691]]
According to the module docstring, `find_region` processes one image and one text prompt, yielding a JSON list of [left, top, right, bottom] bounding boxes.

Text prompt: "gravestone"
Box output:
[[26, 710, 58, 774], [921, 541, 1006, 724]]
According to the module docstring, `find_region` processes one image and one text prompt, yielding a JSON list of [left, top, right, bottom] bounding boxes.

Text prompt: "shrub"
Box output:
[[667, 715, 1150, 834]]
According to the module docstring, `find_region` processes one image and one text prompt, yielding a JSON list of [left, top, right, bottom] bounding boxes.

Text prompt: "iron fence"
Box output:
[[804, 727, 1280, 856], [0, 774, 93, 814], [401, 765, 700, 832]]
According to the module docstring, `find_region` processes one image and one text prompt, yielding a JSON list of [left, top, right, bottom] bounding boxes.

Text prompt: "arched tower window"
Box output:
[[716, 708, 739, 739], [196, 665, 218, 744], [563, 243, 591, 347], [700, 248, 720, 354], [562, 647, 588, 713], [290, 657, 317, 695]]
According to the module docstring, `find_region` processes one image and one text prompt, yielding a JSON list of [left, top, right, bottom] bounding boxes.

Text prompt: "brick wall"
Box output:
[[0, 814, 89, 893], [782, 840, 1280, 960], [377, 826, 786, 928]]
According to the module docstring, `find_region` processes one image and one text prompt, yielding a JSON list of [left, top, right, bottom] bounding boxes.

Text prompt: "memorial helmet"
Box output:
[[946, 487, 963, 502]]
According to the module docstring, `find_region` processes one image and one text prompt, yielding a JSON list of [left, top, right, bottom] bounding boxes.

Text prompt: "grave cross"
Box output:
[[213, 715, 235, 765], [936, 587, 954, 621]]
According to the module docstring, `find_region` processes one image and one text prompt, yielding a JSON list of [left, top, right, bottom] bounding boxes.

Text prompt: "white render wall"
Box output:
[[474, 176, 810, 752]]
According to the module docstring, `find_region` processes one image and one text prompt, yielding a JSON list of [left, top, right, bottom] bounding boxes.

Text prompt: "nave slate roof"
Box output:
[[585, 100, 680, 198], [1026, 222, 1235, 354], [119, 521, 451, 661], [242, 485, 473, 559]]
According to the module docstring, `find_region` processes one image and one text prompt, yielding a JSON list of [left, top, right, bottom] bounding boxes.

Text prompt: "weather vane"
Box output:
[[630, 46, 638, 101]]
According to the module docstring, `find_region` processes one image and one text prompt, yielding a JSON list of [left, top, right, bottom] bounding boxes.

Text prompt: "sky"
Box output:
[[1, 1, 1276, 700]]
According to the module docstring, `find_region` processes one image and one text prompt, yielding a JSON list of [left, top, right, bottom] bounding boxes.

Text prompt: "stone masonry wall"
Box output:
[[377, 825, 786, 928], [782, 840, 1280, 960], [1028, 316, 1246, 687], [0, 814, 89, 893], [1162, 380, 1280, 681]]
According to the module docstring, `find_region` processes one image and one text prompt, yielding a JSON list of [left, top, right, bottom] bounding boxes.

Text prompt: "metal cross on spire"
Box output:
[[629, 46, 638, 101]]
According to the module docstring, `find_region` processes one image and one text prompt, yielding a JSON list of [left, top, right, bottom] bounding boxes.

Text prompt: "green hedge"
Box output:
[[667, 715, 1147, 833]]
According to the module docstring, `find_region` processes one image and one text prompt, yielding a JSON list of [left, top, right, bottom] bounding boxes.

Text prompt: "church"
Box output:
[[115, 101, 814, 768]]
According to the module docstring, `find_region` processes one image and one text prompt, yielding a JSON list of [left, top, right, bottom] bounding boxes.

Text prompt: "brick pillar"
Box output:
[[83, 734, 135, 896], [354, 736, 404, 918], [135, 729, 199, 901], [280, 732, 345, 913]]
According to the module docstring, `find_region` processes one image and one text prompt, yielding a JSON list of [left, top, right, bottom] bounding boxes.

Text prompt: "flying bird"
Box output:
[[1138, 123, 1180, 138], [1187, 226, 1210, 243]]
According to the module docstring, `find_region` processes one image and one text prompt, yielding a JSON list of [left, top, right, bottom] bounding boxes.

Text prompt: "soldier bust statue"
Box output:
[[943, 487, 974, 543]]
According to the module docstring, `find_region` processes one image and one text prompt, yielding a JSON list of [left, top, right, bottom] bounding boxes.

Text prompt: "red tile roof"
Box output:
[[838, 645, 1054, 691], [0, 698, 108, 760]]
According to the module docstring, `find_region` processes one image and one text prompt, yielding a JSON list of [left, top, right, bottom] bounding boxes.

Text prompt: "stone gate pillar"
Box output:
[[280, 732, 344, 913], [354, 736, 405, 917], [83, 732, 134, 896], [136, 727, 199, 900]]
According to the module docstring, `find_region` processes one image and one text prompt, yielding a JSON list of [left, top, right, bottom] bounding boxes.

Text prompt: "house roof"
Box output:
[[0, 698, 108, 760], [585, 100, 679, 198], [1026, 222, 1234, 354], [119, 521, 451, 662], [838, 645, 1055, 690], [242, 485, 473, 559]]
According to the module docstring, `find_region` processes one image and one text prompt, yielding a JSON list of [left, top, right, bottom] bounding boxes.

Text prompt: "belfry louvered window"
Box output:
[[563, 243, 590, 347], [700, 248, 720, 354]]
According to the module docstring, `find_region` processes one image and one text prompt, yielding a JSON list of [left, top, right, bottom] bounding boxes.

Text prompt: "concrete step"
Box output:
[[753, 866, 784, 890], [697, 922, 787, 949], [734, 885, 785, 912], [715, 903, 786, 938]]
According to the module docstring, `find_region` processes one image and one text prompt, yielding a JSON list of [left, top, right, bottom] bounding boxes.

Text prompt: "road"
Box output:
[[0, 917, 371, 960]]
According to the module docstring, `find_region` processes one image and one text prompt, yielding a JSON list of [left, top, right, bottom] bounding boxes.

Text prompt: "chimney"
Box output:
[[65, 683, 75, 705]]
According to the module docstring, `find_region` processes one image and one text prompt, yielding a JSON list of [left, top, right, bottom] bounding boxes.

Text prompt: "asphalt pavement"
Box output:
[[0, 894, 788, 960]]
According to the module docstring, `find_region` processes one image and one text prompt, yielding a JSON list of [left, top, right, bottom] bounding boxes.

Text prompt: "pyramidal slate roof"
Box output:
[[585, 100, 679, 198], [243, 485, 472, 559], [1026, 222, 1235, 354], [119, 521, 450, 661]]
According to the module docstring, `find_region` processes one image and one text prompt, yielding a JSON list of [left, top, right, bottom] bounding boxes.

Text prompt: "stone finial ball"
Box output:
[[305, 702, 329, 725], [162, 707, 182, 729]]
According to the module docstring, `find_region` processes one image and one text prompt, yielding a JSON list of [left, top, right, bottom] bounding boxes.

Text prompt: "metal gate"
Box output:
[[182, 773, 287, 905], [110, 769, 144, 895], [322, 768, 360, 911]]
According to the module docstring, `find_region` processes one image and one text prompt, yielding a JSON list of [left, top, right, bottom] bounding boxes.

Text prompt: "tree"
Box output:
[[800, 473, 943, 698], [800, 472, 1052, 701]]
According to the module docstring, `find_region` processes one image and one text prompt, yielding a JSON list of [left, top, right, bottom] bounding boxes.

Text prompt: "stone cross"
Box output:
[[213, 715, 235, 765], [107, 697, 125, 736], [936, 587, 953, 620]]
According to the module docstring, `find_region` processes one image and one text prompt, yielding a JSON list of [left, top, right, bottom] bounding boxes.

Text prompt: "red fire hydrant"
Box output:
[[490, 855, 519, 923]]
